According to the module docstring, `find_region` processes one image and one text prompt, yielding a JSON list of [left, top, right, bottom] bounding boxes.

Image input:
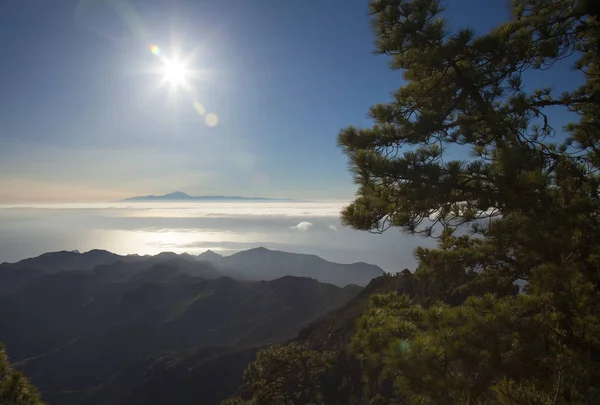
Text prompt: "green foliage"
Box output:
[[337, 0, 600, 403], [229, 0, 600, 404], [352, 292, 600, 403], [0, 344, 44, 405], [339, 0, 600, 241], [226, 343, 334, 404]]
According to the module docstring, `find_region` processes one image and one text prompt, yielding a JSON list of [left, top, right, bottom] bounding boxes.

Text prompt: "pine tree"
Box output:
[[335, 0, 600, 402], [0, 344, 44, 405], [227, 344, 333, 405]]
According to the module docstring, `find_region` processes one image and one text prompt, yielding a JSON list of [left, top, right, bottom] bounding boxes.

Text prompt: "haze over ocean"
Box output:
[[0, 201, 431, 271]]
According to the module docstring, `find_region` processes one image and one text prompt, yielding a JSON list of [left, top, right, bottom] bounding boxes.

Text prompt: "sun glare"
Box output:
[[161, 59, 190, 87], [148, 43, 219, 125]]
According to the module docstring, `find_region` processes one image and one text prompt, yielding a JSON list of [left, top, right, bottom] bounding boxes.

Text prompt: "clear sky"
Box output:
[[0, 0, 571, 202]]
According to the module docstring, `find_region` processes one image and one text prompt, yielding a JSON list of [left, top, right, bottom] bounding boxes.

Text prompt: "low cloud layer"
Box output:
[[0, 201, 434, 272]]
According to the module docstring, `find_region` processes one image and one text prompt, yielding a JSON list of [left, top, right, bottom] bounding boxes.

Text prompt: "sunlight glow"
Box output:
[[149, 44, 192, 90], [160, 59, 190, 88], [148, 43, 219, 126]]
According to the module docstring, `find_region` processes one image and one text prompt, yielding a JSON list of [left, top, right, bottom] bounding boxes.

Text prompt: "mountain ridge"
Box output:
[[1, 247, 384, 287], [212, 247, 384, 287]]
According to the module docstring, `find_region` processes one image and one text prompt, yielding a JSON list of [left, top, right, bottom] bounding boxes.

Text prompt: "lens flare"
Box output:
[[205, 113, 219, 127], [150, 44, 160, 56], [397, 339, 410, 353], [193, 101, 206, 116]]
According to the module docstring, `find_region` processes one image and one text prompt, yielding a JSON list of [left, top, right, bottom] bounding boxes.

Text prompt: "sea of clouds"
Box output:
[[0, 201, 434, 271]]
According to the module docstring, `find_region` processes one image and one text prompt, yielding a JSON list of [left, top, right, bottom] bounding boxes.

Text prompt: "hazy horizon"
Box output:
[[0, 200, 432, 271], [0, 190, 309, 205]]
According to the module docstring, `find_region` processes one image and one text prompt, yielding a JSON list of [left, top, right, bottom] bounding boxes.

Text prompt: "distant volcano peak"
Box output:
[[163, 191, 190, 198], [120, 192, 291, 202]]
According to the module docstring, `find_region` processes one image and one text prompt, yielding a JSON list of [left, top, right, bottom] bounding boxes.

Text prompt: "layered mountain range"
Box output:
[[0, 248, 384, 404]]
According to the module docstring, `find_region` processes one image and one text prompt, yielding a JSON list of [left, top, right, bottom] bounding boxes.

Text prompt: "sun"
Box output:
[[160, 59, 190, 87]]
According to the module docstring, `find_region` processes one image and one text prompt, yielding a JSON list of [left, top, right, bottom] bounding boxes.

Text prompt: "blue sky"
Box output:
[[0, 0, 577, 202]]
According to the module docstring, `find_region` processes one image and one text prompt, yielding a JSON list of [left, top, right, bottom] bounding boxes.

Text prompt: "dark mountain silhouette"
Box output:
[[209, 247, 384, 287], [103, 274, 407, 405], [0, 250, 222, 295], [1, 249, 121, 272], [112, 346, 259, 405], [120, 191, 290, 202], [1, 247, 383, 288], [0, 250, 363, 405], [0, 249, 130, 295], [197, 249, 224, 262]]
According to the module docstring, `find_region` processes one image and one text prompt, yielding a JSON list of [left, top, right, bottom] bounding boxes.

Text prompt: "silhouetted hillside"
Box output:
[[1, 247, 382, 289], [120, 273, 417, 405], [295, 271, 418, 350], [197, 249, 224, 262], [0, 252, 361, 405], [208, 247, 384, 286]]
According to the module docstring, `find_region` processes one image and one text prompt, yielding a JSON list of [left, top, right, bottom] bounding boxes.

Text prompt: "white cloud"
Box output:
[[291, 221, 313, 231], [328, 225, 337, 231], [2, 201, 347, 218]]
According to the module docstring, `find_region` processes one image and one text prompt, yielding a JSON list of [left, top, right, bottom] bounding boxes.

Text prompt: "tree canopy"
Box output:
[[336, 0, 600, 402], [223, 344, 334, 405], [340, 0, 599, 242], [0, 344, 44, 405]]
